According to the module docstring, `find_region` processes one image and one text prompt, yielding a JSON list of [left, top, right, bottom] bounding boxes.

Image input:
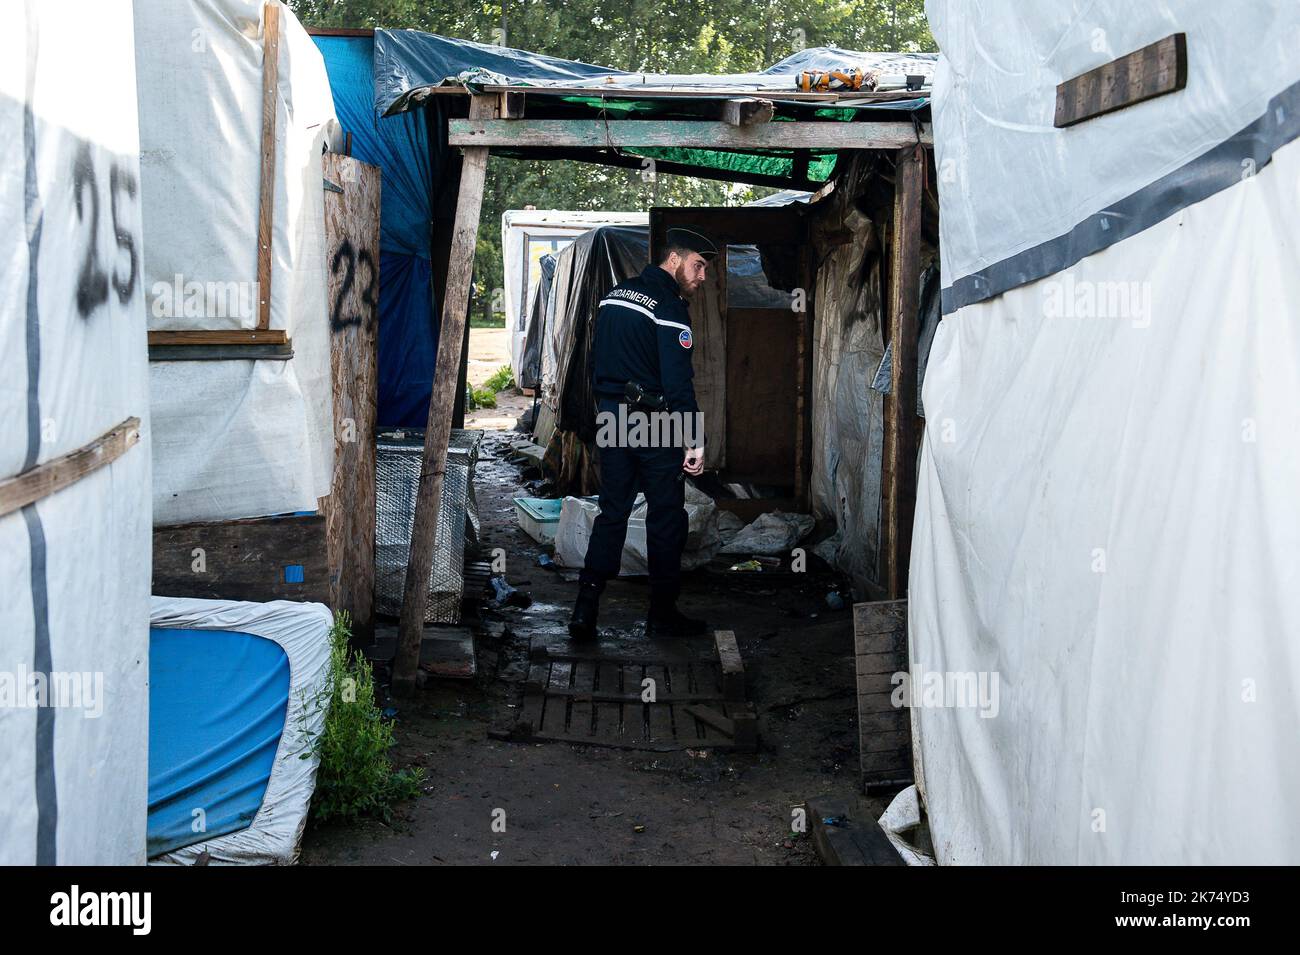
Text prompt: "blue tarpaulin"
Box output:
[[147, 628, 290, 857], [372, 30, 936, 114], [315, 33, 443, 427]]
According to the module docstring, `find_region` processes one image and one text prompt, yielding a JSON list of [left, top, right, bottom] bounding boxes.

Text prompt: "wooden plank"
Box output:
[[622, 662, 650, 743], [255, 1, 281, 330], [449, 118, 932, 150], [152, 513, 329, 604], [794, 242, 815, 508], [594, 662, 623, 741], [147, 329, 288, 346], [321, 153, 380, 641], [148, 343, 292, 362], [646, 664, 673, 743], [854, 599, 912, 793], [0, 418, 141, 518], [806, 796, 905, 866], [882, 147, 923, 599], [569, 659, 596, 740], [722, 97, 774, 126], [682, 704, 734, 737], [392, 94, 496, 696], [713, 630, 745, 703], [1055, 33, 1187, 129]]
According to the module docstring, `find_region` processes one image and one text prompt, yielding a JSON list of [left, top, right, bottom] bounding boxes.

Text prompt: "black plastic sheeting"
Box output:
[[518, 252, 556, 390], [548, 225, 651, 441], [374, 29, 936, 113]]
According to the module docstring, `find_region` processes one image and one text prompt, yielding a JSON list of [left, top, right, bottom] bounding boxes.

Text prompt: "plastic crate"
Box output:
[[514, 497, 562, 544]]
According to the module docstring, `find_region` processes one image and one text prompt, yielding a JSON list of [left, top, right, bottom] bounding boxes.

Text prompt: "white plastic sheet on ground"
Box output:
[[718, 511, 814, 556], [0, 0, 151, 866], [553, 483, 720, 575], [135, 0, 339, 524], [149, 597, 333, 866], [916, 0, 1300, 863]]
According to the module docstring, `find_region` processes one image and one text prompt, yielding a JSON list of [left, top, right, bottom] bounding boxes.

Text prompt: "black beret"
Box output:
[[665, 227, 719, 260]]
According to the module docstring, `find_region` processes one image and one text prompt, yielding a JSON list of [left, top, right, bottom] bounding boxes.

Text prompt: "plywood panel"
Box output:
[[153, 514, 330, 605], [725, 307, 799, 485], [322, 153, 380, 640]]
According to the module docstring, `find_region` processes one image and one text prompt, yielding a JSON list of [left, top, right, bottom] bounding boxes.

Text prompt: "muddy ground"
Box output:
[[303, 423, 884, 866]]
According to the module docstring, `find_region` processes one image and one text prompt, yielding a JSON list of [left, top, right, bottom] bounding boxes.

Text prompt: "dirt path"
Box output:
[[302, 428, 881, 865]]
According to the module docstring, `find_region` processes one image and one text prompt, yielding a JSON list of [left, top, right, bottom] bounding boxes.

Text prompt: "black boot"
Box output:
[[568, 582, 601, 641], [645, 594, 707, 639]]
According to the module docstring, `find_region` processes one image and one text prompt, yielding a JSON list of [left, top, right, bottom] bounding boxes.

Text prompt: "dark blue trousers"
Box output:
[[579, 399, 687, 600]]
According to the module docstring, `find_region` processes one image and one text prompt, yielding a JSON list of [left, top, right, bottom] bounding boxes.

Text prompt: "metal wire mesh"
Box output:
[[375, 428, 481, 624]]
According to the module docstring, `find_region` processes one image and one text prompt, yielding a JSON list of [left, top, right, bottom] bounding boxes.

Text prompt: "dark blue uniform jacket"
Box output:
[[591, 264, 700, 417]]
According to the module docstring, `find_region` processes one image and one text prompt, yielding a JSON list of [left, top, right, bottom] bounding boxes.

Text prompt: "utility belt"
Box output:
[[596, 380, 666, 412]]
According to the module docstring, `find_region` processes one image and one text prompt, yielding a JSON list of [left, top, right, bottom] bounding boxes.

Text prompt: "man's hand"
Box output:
[[683, 445, 704, 476]]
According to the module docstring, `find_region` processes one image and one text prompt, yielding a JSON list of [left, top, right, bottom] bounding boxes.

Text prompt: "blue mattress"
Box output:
[[147, 628, 291, 857]]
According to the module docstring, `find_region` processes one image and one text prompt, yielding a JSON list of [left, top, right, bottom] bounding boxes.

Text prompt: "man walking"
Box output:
[[568, 228, 718, 640]]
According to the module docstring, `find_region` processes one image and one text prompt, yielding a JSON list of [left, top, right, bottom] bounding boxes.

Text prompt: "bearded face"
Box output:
[[672, 251, 709, 298]]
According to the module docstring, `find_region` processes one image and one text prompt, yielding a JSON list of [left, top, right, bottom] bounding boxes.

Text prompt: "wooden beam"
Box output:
[[255, 1, 281, 330], [722, 97, 774, 126], [449, 118, 931, 150], [883, 147, 923, 599], [147, 329, 288, 346], [1, 418, 140, 518], [1055, 33, 1187, 128], [148, 343, 292, 362], [714, 629, 745, 702], [391, 94, 496, 696]]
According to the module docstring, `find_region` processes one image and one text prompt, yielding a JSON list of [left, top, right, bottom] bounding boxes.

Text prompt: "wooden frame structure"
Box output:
[[150, 1, 289, 362], [151, 154, 381, 641], [390, 89, 931, 692]]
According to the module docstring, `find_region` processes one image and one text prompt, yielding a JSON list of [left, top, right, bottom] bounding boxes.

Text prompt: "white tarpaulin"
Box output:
[[148, 597, 333, 866], [916, 0, 1300, 864], [0, 0, 152, 866], [135, 0, 339, 524], [553, 483, 721, 575]]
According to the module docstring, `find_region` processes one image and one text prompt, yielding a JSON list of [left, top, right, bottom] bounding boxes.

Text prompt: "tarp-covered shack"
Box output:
[[914, 0, 1300, 863]]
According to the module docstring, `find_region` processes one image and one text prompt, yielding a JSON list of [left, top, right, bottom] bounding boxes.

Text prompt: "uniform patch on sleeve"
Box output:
[[678, 328, 693, 349]]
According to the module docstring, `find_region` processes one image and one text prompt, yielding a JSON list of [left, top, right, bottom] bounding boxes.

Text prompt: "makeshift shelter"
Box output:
[[914, 0, 1300, 863], [339, 29, 940, 690], [501, 209, 648, 388], [1, 0, 151, 865]]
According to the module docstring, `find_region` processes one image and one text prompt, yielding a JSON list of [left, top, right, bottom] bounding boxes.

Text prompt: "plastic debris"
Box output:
[[728, 559, 763, 572], [489, 575, 532, 609]]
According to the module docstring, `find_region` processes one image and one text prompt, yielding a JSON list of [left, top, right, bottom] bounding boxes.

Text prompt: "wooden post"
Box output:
[[322, 153, 380, 643], [392, 94, 497, 695], [882, 146, 923, 599], [255, 1, 281, 330]]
